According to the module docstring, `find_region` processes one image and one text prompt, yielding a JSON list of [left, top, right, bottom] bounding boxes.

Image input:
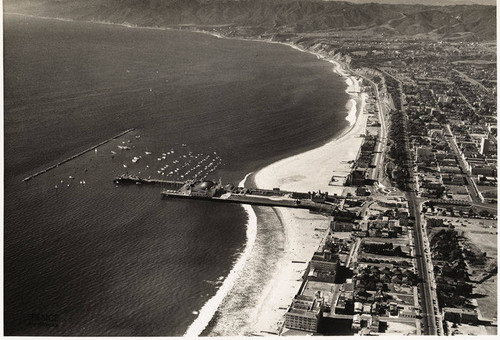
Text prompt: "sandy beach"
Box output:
[[8, 13, 368, 336], [204, 57, 368, 336], [244, 61, 368, 335], [32, 14, 369, 334], [254, 69, 366, 196]]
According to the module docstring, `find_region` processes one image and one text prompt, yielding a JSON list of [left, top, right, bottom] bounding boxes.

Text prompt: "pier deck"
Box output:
[[114, 175, 184, 190], [161, 189, 337, 214], [114, 176, 340, 214]]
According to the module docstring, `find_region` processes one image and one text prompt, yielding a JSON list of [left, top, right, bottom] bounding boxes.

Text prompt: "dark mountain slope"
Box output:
[[5, 0, 496, 40]]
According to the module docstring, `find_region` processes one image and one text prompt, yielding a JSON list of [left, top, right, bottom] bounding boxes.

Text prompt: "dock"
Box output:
[[23, 128, 135, 182]]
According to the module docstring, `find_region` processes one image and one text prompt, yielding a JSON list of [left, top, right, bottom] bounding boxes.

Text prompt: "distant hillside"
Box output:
[[5, 0, 497, 40]]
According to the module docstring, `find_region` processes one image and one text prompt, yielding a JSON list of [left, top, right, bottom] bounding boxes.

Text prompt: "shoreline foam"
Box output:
[[247, 87, 366, 336], [204, 45, 366, 335], [6, 12, 366, 335], [184, 173, 257, 337], [245, 49, 366, 333]]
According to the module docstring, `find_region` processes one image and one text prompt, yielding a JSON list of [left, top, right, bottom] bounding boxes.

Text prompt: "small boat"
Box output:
[[132, 156, 140, 163]]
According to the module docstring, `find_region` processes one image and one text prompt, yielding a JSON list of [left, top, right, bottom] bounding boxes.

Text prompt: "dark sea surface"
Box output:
[[4, 14, 349, 335]]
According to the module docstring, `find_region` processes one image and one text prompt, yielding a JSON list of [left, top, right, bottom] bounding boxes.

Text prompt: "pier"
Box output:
[[160, 179, 340, 214], [23, 128, 135, 182], [114, 174, 185, 191], [112, 176, 345, 214], [162, 190, 337, 213]]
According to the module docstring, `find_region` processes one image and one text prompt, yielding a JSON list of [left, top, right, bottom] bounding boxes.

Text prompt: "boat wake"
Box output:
[[184, 172, 257, 337]]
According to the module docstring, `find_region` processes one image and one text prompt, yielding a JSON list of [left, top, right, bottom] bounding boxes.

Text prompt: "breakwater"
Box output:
[[22, 128, 135, 182]]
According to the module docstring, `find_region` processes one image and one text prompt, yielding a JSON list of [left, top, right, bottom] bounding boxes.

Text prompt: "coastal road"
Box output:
[[407, 191, 438, 335], [372, 79, 388, 184], [350, 70, 388, 183]]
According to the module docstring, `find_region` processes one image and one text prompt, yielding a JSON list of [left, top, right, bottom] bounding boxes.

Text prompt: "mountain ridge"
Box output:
[[5, 0, 497, 40]]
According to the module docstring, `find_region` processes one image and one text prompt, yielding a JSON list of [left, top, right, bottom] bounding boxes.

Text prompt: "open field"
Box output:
[[474, 276, 497, 322], [384, 320, 417, 335], [424, 215, 497, 325], [363, 236, 410, 246]]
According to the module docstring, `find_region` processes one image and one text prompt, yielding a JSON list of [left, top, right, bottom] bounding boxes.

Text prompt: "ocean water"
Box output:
[[4, 14, 349, 335]]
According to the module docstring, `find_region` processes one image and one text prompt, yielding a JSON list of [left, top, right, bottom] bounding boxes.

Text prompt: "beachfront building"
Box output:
[[284, 295, 323, 332]]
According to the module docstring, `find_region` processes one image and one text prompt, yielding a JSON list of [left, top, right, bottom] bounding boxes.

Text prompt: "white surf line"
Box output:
[[345, 99, 358, 126], [184, 172, 257, 337]]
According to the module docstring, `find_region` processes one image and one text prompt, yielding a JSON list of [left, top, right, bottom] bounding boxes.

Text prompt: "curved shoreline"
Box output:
[[182, 27, 365, 334], [6, 12, 366, 336], [184, 173, 257, 337], [244, 75, 366, 335], [180, 26, 365, 336], [204, 37, 366, 335]]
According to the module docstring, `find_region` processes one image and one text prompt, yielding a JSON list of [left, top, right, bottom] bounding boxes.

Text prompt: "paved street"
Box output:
[[407, 192, 438, 335]]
